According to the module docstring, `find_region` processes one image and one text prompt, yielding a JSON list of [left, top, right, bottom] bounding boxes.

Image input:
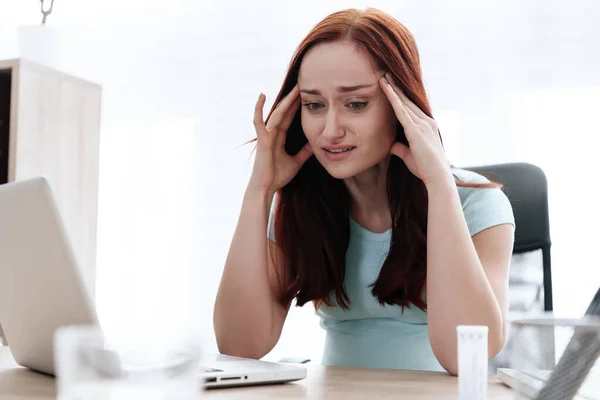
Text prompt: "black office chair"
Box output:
[[465, 162, 554, 372]]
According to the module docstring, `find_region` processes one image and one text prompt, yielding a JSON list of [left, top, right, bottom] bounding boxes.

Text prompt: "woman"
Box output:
[[213, 8, 514, 375]]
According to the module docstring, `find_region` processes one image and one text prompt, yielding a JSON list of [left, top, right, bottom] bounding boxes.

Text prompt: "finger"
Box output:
[[266, 85, 300, 130], [293, 142, 313, 166], [253, 93, 268, 136], [274, 97, 300, 149], [379, 76, 415, 127], [279, 96, 301, 133], [385, 73, 429, 122], [382, 74, 420, 123], [390, 141, 410, 161]]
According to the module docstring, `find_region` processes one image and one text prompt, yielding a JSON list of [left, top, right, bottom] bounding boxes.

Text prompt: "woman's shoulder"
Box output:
[[450, 167, 515, 236], [451, 167, 491, 185], [452, 167, 495, 203]]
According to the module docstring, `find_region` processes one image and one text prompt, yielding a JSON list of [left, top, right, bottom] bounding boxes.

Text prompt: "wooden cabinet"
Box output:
[[0, 58, 100, 301]]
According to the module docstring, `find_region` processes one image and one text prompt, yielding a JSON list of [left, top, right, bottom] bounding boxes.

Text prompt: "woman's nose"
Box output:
[[322, 111, 345, 140]]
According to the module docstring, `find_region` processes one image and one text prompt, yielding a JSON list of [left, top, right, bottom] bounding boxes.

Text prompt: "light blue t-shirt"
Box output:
[[269, 168, 515, 371]]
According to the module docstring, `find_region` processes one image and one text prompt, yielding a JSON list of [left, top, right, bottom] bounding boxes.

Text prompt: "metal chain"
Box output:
[[40, 0, 55, 25]]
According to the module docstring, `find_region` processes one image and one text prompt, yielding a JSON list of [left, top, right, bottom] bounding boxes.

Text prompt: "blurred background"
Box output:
[[1, 0, 599, 364]]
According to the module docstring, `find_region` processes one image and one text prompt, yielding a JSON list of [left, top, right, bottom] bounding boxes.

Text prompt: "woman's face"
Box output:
[[297, 41, 397, 180]]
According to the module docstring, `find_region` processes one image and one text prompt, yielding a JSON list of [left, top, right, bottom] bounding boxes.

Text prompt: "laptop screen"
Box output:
[[585, 286, 600, 316], [533, 286, 600, 400]]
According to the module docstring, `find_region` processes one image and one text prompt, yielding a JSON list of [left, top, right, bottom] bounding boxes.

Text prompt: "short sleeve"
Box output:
[[454, 169, 516, 237]]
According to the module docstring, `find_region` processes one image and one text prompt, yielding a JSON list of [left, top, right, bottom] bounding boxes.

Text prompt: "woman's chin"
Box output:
[[318, 156, 390, 180], [321, 163, 360, 180]]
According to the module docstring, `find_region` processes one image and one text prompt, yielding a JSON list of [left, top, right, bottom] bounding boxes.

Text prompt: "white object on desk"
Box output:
[[457, 325, 489, 400]]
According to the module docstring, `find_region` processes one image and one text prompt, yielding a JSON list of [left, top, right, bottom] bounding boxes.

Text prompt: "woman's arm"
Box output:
[[213, 188, 289, 359], [425, 177, 513, 375], [378, 74, 513, 376], [214, 88, 312, 359]]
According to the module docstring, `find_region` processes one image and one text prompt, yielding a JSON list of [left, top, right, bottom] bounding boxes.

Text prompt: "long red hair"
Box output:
[[264, 8, 497, 312]]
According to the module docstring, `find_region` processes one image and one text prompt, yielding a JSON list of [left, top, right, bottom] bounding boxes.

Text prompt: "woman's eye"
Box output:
[[302, 103, 323, 111], [348, 102, 368, 111]]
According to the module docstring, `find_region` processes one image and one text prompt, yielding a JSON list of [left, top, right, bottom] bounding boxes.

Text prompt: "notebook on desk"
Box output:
[[0, 176, 306, 388]]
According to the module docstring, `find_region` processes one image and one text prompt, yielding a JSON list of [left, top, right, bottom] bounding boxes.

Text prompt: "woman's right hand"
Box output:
[[248, 85, 313, 196]]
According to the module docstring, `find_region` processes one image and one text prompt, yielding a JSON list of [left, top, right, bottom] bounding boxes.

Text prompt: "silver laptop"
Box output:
[[497, 367, 599, 400], [497, 286, 600, 399], [0, 176, 306, 388]]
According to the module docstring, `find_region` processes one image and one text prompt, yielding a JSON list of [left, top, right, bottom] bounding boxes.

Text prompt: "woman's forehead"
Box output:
[[298, 42, 380, 88]]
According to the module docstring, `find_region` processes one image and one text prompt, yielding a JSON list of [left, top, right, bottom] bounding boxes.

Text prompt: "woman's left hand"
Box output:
[[379, 73, 453, 189]]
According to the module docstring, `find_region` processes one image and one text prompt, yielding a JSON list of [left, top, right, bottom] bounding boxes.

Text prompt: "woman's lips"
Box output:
[[322, 146, 356, 161]]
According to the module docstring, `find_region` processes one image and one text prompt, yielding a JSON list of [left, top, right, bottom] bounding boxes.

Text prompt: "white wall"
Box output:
[[1, 0, 599, 363]]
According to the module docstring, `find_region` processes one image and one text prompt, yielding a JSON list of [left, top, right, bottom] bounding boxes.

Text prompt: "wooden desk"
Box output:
[[0, 347, 514, 399]]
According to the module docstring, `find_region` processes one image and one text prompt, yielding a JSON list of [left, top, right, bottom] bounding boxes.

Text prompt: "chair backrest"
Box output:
[[465, 162, 554, 371]]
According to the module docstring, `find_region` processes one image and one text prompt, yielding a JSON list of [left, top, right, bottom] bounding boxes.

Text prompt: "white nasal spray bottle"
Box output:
[[457, 325, 489, 400]]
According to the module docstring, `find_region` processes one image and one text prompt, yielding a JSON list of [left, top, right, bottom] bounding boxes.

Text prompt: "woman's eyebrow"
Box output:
[[300, 83, 376, 95]]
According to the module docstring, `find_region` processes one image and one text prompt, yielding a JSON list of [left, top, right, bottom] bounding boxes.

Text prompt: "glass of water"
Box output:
[[54, 325, 203, 400]]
